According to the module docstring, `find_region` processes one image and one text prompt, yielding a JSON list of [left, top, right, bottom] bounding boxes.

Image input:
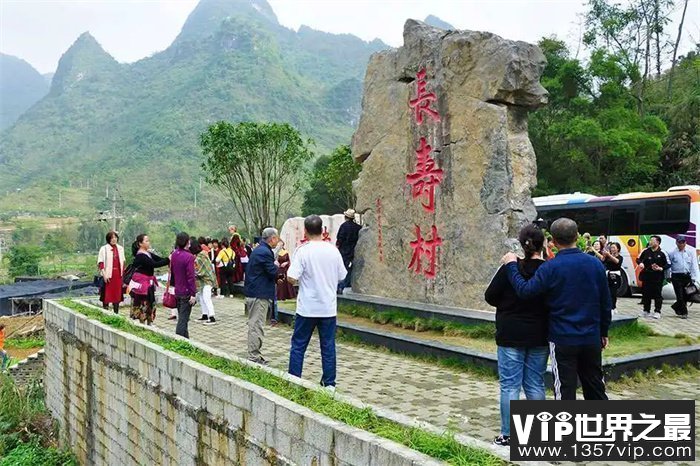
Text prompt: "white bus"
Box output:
[[534, 186, 700, 296]]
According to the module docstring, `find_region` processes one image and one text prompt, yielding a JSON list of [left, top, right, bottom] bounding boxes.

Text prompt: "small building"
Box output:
[[0, 280, 95, 316]]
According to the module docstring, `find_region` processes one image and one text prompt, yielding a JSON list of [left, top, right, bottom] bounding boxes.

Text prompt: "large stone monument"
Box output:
[[351, 20, 547, 309]]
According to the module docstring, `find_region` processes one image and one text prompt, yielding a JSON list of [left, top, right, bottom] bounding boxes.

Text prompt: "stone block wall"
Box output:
[[43, 300, 442, 466]]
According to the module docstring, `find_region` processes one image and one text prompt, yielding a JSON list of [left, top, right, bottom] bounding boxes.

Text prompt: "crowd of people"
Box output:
[[93, 211, 698, 448], [487, 219, 699, 447], [95, 211, 362, 390]]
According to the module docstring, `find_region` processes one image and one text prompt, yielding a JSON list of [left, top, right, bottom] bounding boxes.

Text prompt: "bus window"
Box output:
[[611, 206, 638, 234], [639, 197, 690, 234]]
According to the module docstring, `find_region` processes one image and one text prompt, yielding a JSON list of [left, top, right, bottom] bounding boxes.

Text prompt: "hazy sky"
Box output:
[[1, 0, 698, 74]]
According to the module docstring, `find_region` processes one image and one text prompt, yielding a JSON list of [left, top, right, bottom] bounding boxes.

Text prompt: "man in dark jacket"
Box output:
[[503, 218, 612, 400], [244, 227, 279, 364], [336, 209, 362, 294], [636, 235, 670, 319]]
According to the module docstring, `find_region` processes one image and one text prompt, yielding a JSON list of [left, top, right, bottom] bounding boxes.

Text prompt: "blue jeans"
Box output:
[[288, 315, 337, 387], [497, 346, 548, 436]]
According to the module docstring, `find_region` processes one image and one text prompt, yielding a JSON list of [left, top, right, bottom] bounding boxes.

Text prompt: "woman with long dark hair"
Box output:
[[485, 225, 549, 447], [129, 234, 169, 325], [97, 231, 125, 314]]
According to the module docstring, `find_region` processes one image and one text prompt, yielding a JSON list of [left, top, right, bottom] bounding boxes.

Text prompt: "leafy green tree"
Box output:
[[530, 38, 668, 196], [77, 220, 108, 253], [301, 156, 339, 216], [6, 245, 42, 277], [201, 121, 314, 233], [301, 145, 362, 215], [321, 145, 361, 210], [43, 226, 77, 254], [10, 221, 43, 246]]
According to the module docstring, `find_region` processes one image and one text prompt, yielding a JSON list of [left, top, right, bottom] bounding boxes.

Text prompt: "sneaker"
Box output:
[[167, 315, 177, 321], [269, 319, 278, 327], [611, 308, 616, 315], [678, 314, 688, 319], [322, 385, 336, 395], [652, 312, 661, 320], [198, 315, 209, 322], [204, 317, 217, 325], [215, 295, 224, 300], [640, 311, 651, 318], [493, 435, 510, 447]]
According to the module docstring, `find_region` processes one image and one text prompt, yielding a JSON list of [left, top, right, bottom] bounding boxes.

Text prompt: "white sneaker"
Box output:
[[322, 385, 336, 396], [611, 308, 617, 315], [652, 312, 661, 320], [640, 311, 651, 318]]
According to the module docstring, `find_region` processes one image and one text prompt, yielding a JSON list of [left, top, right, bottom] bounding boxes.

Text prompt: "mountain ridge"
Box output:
[[0, 0, 390, 219]]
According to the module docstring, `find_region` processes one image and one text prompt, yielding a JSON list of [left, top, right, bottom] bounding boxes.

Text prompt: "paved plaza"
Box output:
[[146, 296, 700, 465]]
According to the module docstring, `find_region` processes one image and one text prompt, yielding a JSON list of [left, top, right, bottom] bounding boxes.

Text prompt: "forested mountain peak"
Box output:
[[0, 53, 49, 130], [50, 32, 119, 96], [175, 0, 279, 44]]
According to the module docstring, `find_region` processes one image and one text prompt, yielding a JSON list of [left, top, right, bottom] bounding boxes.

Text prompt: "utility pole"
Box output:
[[97, 184, 124, 233]]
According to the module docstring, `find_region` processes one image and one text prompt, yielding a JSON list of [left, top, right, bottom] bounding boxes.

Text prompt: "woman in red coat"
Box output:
[[276, 242, 297, 301], [231, 234, 246, 283], [97, 231, 125, 314]]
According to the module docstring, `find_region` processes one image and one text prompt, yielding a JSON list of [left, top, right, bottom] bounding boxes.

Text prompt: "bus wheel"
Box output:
[[617, 270, 631, 297]]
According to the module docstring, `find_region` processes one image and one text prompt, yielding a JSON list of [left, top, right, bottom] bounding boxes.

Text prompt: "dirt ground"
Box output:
[[0, 314, 45, 337]]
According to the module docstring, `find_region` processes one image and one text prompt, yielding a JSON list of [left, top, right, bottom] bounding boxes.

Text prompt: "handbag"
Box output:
[[684, 283, 700, 304], [162, 263, 177, 309], [93, 274, 105, 289]]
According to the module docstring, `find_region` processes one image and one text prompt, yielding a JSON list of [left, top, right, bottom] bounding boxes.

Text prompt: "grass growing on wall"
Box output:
[[0, 375, 76, 466], [58, 299, 504, 466]]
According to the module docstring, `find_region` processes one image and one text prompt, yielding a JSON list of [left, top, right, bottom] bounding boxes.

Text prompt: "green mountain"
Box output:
[[0, 53, 49, 130], [0, 0, 387, 219]]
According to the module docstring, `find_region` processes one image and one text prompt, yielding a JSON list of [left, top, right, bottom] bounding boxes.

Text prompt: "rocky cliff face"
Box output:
[[351, 19, 547, 309]]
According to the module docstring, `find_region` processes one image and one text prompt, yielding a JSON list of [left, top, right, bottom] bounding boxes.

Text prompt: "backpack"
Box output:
[[222, 250, 235, 272]]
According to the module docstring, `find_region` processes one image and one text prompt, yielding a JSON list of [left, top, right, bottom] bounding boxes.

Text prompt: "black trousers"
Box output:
[[642, 280, 664, 313], [175, 297, 192, 339], [671, 273, 692, 316], [549, 343, 607, 400], [220, 269, 235, 297]]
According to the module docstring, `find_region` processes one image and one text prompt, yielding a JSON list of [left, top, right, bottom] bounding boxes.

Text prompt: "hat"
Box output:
[[344, 209, 356, 218], [676, 235, 687, 243]]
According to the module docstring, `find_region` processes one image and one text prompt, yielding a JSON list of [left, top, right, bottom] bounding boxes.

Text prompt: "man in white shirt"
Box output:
[[287, 215, 347, 388], [668, 235, 700, 319]]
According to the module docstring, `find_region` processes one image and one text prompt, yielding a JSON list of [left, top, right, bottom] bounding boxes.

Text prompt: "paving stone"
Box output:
[[143, 296, 700, 466]]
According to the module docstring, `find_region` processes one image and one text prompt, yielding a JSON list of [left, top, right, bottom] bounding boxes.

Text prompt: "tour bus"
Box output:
[[534, 186, 700, 296]]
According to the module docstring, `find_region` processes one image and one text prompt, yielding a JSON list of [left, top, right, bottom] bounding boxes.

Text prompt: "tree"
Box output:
[[584, 0, 674, 116], [321, 145, 361, 210], [6, 245, 42, 277], [77, 220, 108, 253], [301, 156, 340, 216], [201, 121, 314, 233], [301, 145, 362, 215], [530, 38, 668, 195]]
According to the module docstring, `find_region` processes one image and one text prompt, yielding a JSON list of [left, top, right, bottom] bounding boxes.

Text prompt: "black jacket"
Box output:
[[132, 252, 169, 276], [336, 219, 362, 263], [485, 258, 548, 347], [636, 247, 669, 282]]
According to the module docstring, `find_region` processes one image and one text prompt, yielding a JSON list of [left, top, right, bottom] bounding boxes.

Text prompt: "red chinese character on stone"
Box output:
[[409, 68, 441, 125], [406, 137, 444, 213], [408, 224, 442, 279]]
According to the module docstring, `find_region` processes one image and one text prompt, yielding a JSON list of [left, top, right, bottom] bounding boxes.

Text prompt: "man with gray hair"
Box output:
[[243, 227, 279, 364], [502, 218, 612, 400]]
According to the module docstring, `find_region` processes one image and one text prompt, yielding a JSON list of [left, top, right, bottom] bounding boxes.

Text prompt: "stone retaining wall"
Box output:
[[43, 300, 444, 466]]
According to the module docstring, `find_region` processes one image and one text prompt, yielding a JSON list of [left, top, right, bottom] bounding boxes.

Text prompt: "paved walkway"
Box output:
[[150, 296, 698, 465], [614, 297, 700, 338]]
